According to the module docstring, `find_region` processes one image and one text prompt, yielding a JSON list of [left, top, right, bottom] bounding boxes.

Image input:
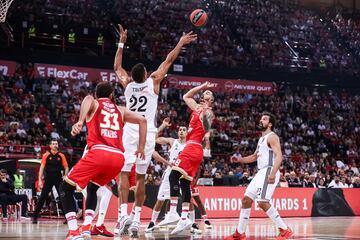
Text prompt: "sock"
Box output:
[[83, 209, 95, 226], [134, 206, 142, 223], [189, 210, 195, 223], [181, 205, 189, 220], [129, 208, 135, 221], [151, 210, 160, 223], [120, 203, 128, 218], [202, 214, 209, 221], [237, 208, 251, 234], [266, 206, 287, 229], [96, 189, 111, 226], [65, 212, 78, 231], [170, 199, 178, 214]]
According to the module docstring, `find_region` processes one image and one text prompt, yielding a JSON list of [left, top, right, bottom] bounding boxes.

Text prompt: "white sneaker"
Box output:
[[171, 218, 192, 235], [114, 215, 132, 235], [129, 221, 140, 238], [157, 212, 180, 226], [145, 221, 156, 233], [190, 223, 202, 234]]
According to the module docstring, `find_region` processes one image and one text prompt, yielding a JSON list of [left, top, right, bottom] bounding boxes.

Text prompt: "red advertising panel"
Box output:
[[104, 187, 360, 220], [34, 63, 119, 82], [167, 75, 275, 95], [0, 60, 16, 76]]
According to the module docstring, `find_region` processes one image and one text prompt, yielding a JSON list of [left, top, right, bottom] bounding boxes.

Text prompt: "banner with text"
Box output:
[[34, 63, 119, 82], [167, 75, 275, 95], [33, 63, 274, 94], [104, 186, 360, 219], [0, 60, 17, 76]]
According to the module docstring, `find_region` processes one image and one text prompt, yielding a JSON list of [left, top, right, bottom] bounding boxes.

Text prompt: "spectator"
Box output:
[[0, 169, 30, 221], [328, 175, 344, 188], [287, 171, 302, 188], [279, 173, 289, 188]]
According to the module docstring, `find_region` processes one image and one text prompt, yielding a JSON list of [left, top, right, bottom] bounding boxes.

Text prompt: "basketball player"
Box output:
[[169, 82, 215, 235], [145, 118, 187, 232], [59, 82, 147, 240], [113, 24, 197, 237], [225, 112, 293, 240]]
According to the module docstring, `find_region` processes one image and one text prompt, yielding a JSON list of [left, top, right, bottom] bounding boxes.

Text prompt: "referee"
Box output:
[[32, 139, 69, 223]]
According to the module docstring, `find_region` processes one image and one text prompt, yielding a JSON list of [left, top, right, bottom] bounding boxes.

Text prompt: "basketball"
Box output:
[[190, 9, 208, 27]]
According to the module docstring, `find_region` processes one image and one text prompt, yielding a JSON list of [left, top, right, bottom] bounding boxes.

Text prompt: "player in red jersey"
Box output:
[[59, 81, 147, 240], [169, 82, 215, 235]]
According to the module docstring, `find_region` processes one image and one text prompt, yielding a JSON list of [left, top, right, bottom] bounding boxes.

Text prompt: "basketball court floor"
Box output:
[[0, 216, 359, 239]]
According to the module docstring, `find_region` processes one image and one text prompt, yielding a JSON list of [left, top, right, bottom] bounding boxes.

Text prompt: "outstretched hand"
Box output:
[[179, 31, 197, 45], [118, 24, 127, 43]]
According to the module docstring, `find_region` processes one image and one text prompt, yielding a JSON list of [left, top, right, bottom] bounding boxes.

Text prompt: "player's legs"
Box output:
[[192, 194, 212, 229], [33, 178, 54, 223], [59, 181, 81, 239], [118, 170, 130, 218], [95, 186, 112, 227], [81, 182, 99, 238], [257, 169, 292, 239]]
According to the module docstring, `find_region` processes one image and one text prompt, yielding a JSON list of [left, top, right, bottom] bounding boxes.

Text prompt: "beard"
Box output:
[[257, 122, 268, 131]]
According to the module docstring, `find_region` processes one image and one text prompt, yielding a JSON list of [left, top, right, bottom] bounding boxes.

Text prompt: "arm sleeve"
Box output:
[[40, 152, 49, 166], [60, 153, 68, 168]]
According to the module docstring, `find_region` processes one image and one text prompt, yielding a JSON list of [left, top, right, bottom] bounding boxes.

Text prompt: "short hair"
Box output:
[[50, 139, 58, 144], [131, 63, 146, 83], [96, 81, 114, 98], [262, 111, 276, 130], [0, 169, 7, 174]]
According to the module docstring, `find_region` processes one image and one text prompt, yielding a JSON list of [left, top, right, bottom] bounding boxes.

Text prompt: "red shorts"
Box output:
[[129, 164, 136, 188], [66, 146, 124, 190], [172, 143, 203, 181]]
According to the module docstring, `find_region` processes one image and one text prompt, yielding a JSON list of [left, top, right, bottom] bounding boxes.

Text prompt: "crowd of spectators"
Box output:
[[3, 0, 360, 74], [0, 62, 359, 188]]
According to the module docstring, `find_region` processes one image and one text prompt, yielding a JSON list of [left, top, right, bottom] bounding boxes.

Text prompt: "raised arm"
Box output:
[[71, 95, 97, 136], [183, 81, 212, 110], [151, 31, 197, 93], [267, 134, 283, 184], [114, 24, 130, 89]]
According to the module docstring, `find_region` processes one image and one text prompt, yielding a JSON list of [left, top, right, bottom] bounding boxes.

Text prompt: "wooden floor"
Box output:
[[0, 217, 359, 239]]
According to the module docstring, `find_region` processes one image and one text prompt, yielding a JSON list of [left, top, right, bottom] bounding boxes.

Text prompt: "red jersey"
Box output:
[[86, 98, 124, 152], [186, 110, 206, 144]]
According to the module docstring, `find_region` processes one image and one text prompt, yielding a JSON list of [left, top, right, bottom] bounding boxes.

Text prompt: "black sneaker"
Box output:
[[204, 220, 212, 229], [190, 223, 202, 234], [145, 221, 156, 233]]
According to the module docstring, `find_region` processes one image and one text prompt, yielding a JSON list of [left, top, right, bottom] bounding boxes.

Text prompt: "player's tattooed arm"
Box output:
[[202, 110, 214, 132]]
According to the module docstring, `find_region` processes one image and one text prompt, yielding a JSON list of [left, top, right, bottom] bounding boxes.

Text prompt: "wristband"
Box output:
[[118, 42, 124, 48]]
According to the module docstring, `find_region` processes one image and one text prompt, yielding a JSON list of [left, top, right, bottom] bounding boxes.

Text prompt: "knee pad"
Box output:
[[180, 178, 191, 203], [169, 170, 182, 197]]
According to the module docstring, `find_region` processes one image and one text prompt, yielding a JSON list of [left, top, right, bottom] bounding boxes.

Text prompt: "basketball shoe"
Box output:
[[224, 229, 246, 240], [275, 227, 293, 239], [171, 218, 192, 235]]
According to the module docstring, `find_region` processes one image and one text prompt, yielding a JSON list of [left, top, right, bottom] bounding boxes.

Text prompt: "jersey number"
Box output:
[[100, 110, 120, 130], [129, 96, 147, 112]]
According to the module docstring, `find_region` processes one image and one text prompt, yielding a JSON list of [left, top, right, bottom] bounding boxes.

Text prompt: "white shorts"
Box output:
[[157, 168, 171, 201], [121, 128, 156, 175], [245, 167, 280, 202]]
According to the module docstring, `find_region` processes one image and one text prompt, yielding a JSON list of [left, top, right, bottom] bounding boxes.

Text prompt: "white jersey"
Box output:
[[168, 139, 186, 165], [256, 131, 276, 170], [124, 77, 158, 133]]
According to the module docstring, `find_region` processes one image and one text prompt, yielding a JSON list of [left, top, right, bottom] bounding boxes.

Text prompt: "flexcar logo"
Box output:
[[37, 66, 89, 80], [224, 81, 234, 91], [0, 65, 8, 75]]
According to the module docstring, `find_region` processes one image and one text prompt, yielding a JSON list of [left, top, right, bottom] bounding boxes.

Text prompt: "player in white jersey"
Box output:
[[113, 24, 197, 237], [145, 118, 187, 232], [225, 112, 293, 240]]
